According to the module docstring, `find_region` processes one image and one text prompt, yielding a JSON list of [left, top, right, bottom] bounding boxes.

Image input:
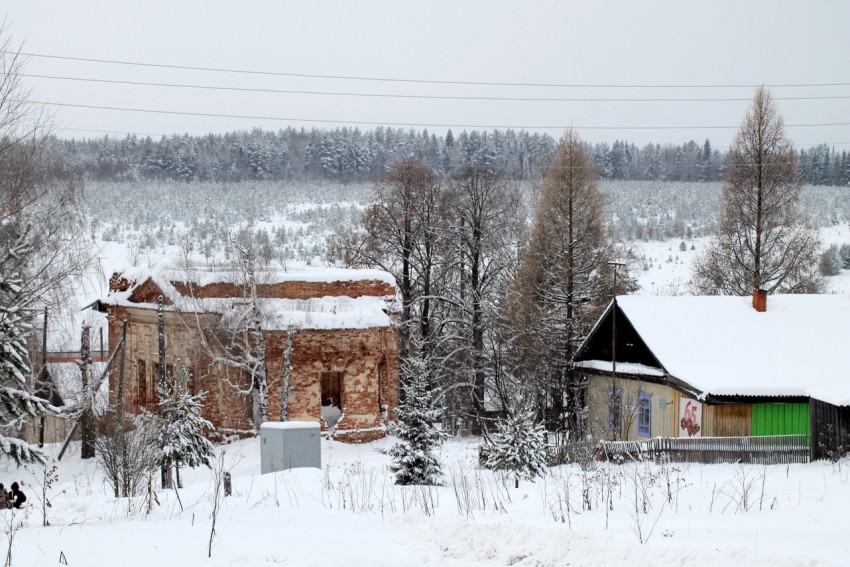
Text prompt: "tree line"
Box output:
[[46, 127, 850, 186]]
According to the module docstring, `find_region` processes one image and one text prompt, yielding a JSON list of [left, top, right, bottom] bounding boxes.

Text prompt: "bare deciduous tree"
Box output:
[[441, 165, 523, 434], [693, 87, 822, 295], [328, 160, 447, 359]]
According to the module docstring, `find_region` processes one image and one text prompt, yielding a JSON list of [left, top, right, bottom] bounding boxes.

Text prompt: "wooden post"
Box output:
[[80, 325, 96, 459], [157, 296, 173, 489], [39, 307, 48, 448], [118, 320, 129, 497], [223, 472, 232, 497]]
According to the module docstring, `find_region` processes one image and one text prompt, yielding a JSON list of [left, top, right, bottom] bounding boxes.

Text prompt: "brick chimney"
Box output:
[[752, 288, 767, 312]]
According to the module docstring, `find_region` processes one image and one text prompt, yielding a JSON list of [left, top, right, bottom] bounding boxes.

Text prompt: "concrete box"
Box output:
[[260, 421, 321, 474]]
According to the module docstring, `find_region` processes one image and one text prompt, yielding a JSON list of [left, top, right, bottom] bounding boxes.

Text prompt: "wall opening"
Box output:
[[321, 371, 342, 428]]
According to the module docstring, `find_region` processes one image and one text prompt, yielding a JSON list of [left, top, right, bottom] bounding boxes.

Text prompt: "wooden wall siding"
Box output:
[[703, 404, 752, 437], [587, 374, 680, 441], [810, 399, 850, 461], [752, 403, 809, 436]]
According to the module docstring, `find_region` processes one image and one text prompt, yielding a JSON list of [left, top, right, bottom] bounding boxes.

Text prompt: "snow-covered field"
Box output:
[[5, 436, 849, 566]]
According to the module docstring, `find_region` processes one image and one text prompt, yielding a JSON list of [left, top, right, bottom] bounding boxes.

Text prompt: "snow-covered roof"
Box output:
[[99, 266, 397, 331], [574, 360, 665, 378], [260, 421, 321, 431], [608, 294, 850, 406]]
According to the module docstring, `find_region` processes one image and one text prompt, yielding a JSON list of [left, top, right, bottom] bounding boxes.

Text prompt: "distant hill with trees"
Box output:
[[46, 127, 850, 186]]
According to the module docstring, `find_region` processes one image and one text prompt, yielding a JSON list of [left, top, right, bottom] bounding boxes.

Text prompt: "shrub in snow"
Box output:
[[383, 353, 447, 485], [96, 412, 159, 498], [483, 408, 548, 488], [839, 243, 850, 269], [819, 244, 843, 276]]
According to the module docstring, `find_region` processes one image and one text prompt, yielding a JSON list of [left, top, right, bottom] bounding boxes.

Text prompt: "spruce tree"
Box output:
[[0, 232, 53, 465], [156, 365, 215, 487], [385, 352, 447, 485], [483, 407, 548, 488]]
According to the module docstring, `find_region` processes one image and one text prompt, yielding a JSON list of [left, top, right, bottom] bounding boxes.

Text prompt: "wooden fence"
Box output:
[[597, 434, 810, 465]]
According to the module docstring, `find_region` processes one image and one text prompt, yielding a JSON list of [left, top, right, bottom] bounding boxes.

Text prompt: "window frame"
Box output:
[[637, 390, 652, 438]]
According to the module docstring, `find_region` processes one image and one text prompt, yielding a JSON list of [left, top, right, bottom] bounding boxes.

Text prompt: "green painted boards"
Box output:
[[751, 403, 809, 436]]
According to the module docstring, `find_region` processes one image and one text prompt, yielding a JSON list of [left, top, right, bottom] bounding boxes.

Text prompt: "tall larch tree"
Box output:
[[510, 130, 621, 437], [693, 87, 822, 295]]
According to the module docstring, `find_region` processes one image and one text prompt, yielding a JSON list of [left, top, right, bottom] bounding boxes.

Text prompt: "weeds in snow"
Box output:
[[448, 465, 510, 520]]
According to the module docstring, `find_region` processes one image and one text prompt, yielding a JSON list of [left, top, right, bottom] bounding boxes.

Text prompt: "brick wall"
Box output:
[[106, 303, 398, 443], [265, 326, 398, 442], [170, 279, 395, 300]]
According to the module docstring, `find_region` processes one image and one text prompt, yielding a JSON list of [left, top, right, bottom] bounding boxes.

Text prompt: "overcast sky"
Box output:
[[5, 0, 849, 148]]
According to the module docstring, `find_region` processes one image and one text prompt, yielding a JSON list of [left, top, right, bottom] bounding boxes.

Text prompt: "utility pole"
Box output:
[[607, 261, 625, 439]]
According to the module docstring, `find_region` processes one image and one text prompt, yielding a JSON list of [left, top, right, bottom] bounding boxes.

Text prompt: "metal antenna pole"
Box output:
[[607, 261, 626, 438]]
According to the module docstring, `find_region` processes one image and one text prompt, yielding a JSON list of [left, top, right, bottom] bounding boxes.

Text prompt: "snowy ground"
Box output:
[[4, 437, 849, 566]]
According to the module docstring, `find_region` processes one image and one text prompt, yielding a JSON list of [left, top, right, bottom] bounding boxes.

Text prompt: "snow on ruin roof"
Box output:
[[613, 294, 850, 406], [100, 266, 397, 330], [115, 265, 396, 288], [217, 296, 393, 331]]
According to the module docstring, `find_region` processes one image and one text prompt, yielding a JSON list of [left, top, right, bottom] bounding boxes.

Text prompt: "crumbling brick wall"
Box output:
[[265, 326, 398, 442], [105, 306, 254, 438], [170, 279, 395, 301], [105, 288, 399, 443]]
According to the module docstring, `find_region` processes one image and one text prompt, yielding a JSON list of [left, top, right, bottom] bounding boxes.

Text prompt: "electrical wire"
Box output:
[[22, 73, 850, 103], [25, 100, 850, 132], [10, 50, 850, 90]]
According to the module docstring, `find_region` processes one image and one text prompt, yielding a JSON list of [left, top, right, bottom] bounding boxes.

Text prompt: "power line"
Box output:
[[11, 50, 850, 90], [22, 73, 850, 103], [25, 99, 850, 132]]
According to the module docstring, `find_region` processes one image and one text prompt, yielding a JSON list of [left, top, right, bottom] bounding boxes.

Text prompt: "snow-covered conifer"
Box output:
[[384, 351, 446, 485], [156, 365, 215, 483], [483, 407, 548, 488], [0, 232, 53, 465]]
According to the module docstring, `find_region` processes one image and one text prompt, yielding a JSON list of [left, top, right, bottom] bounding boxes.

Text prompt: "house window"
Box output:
[[608, 387, 622, 433], [637, 391, 652, 438]]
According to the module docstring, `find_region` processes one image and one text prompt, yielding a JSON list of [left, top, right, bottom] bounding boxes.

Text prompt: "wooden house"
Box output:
[[93, 267, 399, 443], [574, 291, 850, 460]]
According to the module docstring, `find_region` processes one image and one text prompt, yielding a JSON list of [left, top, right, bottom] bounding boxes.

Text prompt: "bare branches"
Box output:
[[693, 87, 822, 295]]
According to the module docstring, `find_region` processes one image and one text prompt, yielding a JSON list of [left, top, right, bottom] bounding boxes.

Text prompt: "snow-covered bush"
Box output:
[[819, 244, 843, 276], [156, 365, 215, 487], [482, 408, 548, 488]]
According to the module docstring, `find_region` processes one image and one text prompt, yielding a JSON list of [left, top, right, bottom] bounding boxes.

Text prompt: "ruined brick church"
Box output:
[[94, 267, 399, 442]]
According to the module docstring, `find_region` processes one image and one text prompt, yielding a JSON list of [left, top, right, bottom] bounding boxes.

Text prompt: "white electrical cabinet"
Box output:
[[260, 421, 321, 474]]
